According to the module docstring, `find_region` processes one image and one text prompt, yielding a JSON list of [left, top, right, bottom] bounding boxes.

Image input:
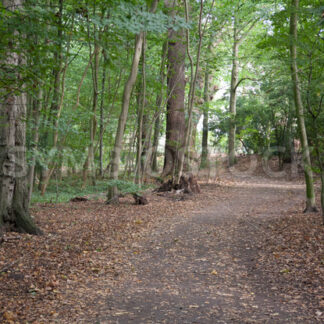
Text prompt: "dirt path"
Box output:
[[2, 175, 322, 323], [91, 177, 320, 323]]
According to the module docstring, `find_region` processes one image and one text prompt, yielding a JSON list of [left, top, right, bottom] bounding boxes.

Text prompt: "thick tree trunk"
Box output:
[[176, 0, 203, 184], [163, 1, 186, 178], [289, 0, 317, 212], [162, 28, 186, 178], [0, 0, 41, 235]]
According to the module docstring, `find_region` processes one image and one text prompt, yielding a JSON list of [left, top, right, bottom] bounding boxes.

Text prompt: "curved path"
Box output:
[[95, 178, 318, 323]]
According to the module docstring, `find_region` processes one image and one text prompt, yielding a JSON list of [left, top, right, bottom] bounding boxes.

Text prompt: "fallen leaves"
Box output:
[[0, 170, 323, 323], [0, 190, 207, 322], [3, 311, 16, 322]]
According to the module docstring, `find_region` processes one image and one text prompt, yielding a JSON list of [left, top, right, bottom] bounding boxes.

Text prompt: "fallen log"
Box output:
[[70, 197, 88, 202]]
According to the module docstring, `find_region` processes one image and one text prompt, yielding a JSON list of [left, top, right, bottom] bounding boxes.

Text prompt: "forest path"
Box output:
[[94, 176, 318, 323]]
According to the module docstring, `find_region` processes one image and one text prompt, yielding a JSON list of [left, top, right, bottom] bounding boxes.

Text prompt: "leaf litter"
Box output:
[[0, 169, 323, 323]]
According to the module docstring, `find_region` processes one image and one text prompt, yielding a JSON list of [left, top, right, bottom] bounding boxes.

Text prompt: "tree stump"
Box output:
[[132, 194, 148, 205], [156, 179, 173, 192], [156, 174, 200, 194], [188, 174, 201, 193]]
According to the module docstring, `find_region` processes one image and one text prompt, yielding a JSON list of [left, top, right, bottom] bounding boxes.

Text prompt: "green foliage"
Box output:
[[106, 180, 149, 195], [2, 0, 323, 204], [31, 178, 108, 204]]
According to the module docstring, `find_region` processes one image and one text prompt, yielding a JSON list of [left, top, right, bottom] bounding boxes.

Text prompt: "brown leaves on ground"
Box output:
[[0, 192, 208, 323], [0, 171, 323, 322], [258, 209, 324, 316]]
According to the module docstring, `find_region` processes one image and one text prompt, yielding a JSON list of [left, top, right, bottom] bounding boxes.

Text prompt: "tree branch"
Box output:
[[234, 77, 259, 92]]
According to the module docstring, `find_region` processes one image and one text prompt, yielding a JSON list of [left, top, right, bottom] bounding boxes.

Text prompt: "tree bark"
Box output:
[[176, 0, 204, 183], [228, 10, 257, 167], [201, 65, 210, 169], [162, 0, 186, 178], [289, 0, 317, 212], [107, 0, 159, 202], [83, 42, 100, 188], [50, 0, 64, 148], [135, 34, 147, 185], [40, 0, 72, 195], [151, 41, 168, 172], [107, 34, 144, 201], [228, 18, 239, 167], [28, 88, 42, 203], [0, 0, 41, 235], [99, 51, 108, 178]]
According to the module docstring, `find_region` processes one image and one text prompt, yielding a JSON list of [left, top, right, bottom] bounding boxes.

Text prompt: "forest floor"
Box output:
[[1, 157, 324, 323]]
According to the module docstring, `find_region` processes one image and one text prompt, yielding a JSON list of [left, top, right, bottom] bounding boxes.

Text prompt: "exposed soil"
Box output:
[[1, 162, 323, 323]]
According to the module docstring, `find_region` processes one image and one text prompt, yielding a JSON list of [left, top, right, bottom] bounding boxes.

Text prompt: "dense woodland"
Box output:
[[1, 1, 324, 322], [0, 0, 323, 233]]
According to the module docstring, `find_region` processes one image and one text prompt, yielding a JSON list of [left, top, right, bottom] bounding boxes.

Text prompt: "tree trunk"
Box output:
[[227, 11, 256, 167], [40, 0, 69, 195], [186, 110, 201, 171], [151, 41, 167, 172], [289, 0, 317, 212], [83, 42, 100, 188], [28, 88, 42, 203], [107, 33, 144, 201], [135, 34, 147, 185], [228, 21, 239, 167], [176, 0, 204, 184], [99, 51, 108, 178], [162, 1, 186, 178], [151, 115, 161, 172], [51, 0, 64, 148], [123, 124, 137, 179], [201, 66, 210, 169], [0, 0, 41, 235], [107, 0, 159, 202]]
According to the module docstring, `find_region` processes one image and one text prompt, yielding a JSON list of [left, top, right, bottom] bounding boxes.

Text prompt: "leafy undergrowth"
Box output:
[[30, 178, 109, 204]]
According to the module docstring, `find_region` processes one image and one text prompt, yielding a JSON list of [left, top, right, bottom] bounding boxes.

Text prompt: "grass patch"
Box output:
[[31, 178, 108, 204], [31, 177, 155, 204]]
